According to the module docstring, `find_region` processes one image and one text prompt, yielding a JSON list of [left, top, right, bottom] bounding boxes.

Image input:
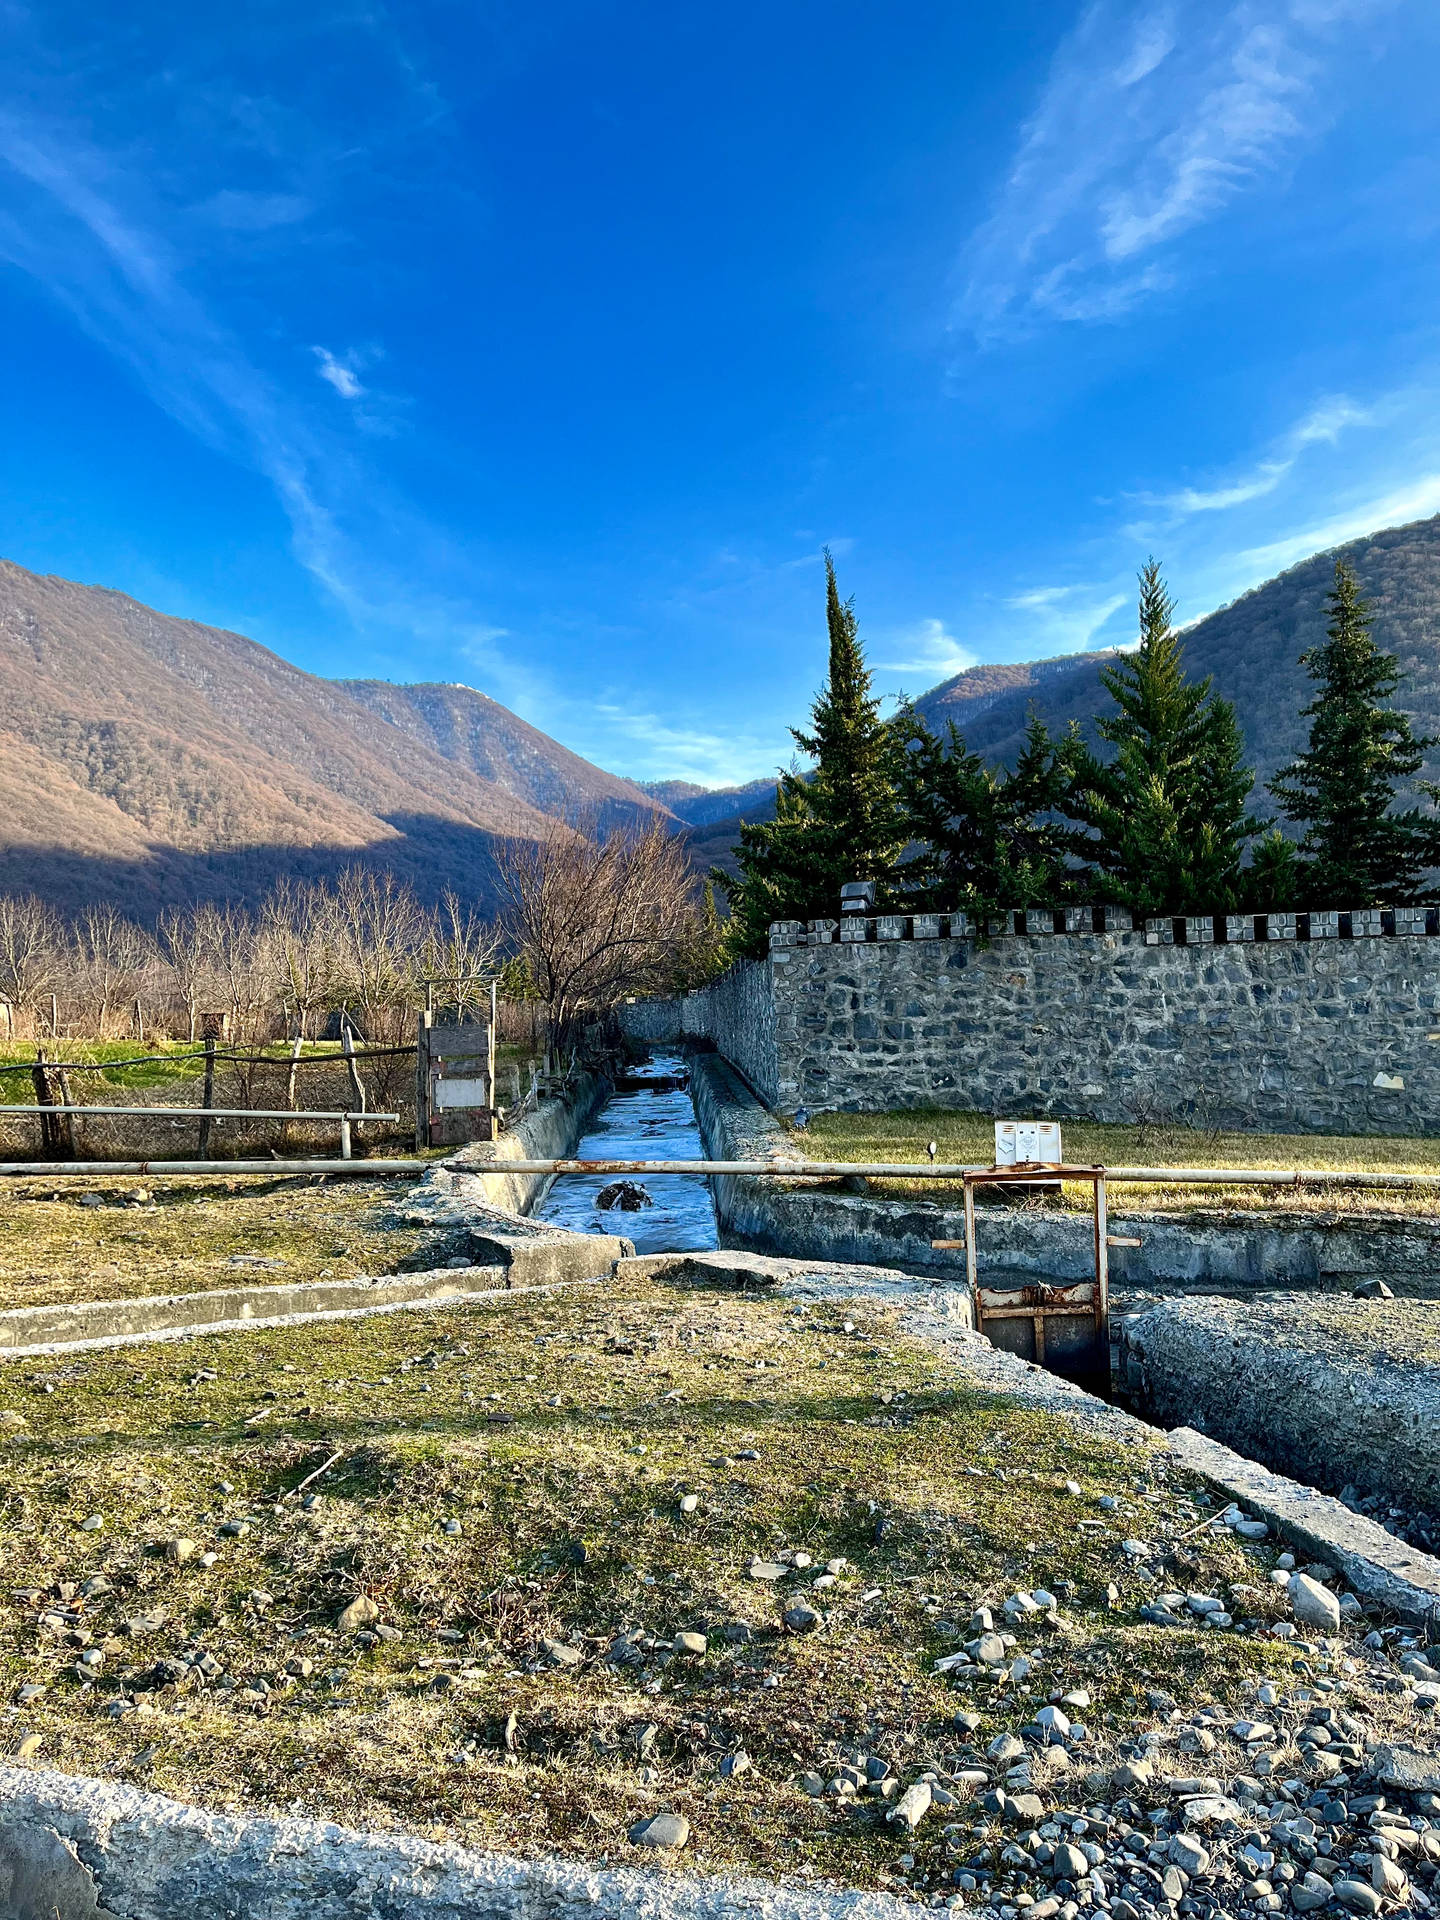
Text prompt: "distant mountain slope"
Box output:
[[914, 513, 1440, 781], [0, 560, 638, 914], [340, 680, 668, 834], [639, 777, 779, 828]]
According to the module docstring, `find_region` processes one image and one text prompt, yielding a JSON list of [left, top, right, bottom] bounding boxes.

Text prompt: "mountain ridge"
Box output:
[[0, 559, 665, 915]]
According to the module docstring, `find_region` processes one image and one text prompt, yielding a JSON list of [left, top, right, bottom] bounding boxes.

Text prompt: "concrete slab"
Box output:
[[0, 1763, 915, 1920], [1168, 1426, 1440, 1627]]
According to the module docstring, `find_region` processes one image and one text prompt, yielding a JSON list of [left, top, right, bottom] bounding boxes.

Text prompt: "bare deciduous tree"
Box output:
[[0, 894, 63, 1025], [421, 889, 501, 1021], [495, 817, 701, 1045], [73, 904, 155, 1035], [261, 879, 338, 1040], [331, 868, 427, 1041]]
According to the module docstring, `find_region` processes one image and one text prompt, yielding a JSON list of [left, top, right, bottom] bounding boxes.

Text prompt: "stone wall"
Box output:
[[616, 998, 684, 1044], [760, 913, 1440, 1133], [681, 959, 779, 1105]]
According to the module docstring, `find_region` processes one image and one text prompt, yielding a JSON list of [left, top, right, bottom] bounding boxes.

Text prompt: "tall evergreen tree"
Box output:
[[1067, 560, 1260, 915], [1269, 559, 1440, 904], [894, 707, 1086, 919], [716, 553, 905, 956]]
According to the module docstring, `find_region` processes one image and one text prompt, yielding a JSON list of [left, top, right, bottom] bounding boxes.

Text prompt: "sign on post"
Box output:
[[993, 1119, 1062, 1165]]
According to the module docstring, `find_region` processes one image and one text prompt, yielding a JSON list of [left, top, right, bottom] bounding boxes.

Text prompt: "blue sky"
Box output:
[[1, 0, 1439, 787]]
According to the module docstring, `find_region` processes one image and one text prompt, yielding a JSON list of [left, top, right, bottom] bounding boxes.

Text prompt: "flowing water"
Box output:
[[532, 1050, 719, 1254]]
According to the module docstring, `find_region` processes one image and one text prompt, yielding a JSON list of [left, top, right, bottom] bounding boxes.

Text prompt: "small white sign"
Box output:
[[434, 1075, 490, 1111], [994, 1119, 1062, 1166]]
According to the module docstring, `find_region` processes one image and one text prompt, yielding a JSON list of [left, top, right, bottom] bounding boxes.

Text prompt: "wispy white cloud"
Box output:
[[1004, 584, 1130, 654], [1139, 395, 1370, 516], [1234, 473, 1440, 575], [194, 189, 311, 232], [956, 0, 1402, 344], [0, 95, 500, 677], [875, 617, 977, 678], [312, 346, 366, 399], [589, 703, 781, 786]]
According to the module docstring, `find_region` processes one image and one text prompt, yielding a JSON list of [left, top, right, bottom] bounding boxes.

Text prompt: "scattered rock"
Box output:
[[747, 1560, 787, 1582], [1372, 1854, 1410, 1900], [673, 1631, 707, 1657], [336, 1595, 380, 1633], [1352, 1278, 1394, 1299], [1052, 1842, 1088, 1879], [0, 1410, 29, 1430], [886, 1782, 932, 1830], [541, 1639, 582, 1667], [1331, 1878, 1382, 1914], [1370, 1743, 1440, 1793], [628, 1812, 689, 1849], [163, 1539, 197, 1566], [1169, 1833, 1210, 1875], [784, 1604, 821, 1634], [1288, 1572, 1341, 1632]]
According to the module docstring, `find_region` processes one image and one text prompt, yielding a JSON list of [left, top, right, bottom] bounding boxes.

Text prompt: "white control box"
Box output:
[[994, 1119, 1063, 1166]]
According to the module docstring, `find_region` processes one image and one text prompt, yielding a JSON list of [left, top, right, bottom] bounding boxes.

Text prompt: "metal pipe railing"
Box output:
[[453, 1157, 1440, 1192], [0, 1153, 1433, 1191], [0, 1158, 428, 1177]]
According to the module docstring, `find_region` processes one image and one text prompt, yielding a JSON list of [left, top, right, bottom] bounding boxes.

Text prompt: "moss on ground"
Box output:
[[0, 1273, 1414, 1888], [800, 1108, 1440, 1219], [0, 1177, 436, 1310]]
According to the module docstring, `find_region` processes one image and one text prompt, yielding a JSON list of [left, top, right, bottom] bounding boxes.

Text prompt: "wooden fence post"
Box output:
[[31, 1049, 72, 1159], [198, 1038, 216, 1158], [340, 1014, 367, 1114], [415, 1010, 432, 1151]]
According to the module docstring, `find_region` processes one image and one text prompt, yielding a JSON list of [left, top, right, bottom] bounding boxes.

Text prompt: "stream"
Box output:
[[532, 1050, 719, 1254]]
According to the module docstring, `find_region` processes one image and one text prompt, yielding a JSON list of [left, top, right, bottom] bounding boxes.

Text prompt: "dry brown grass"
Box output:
[[0, 1272, 1418, 1890], [799, 1109, 1440, 1219], [0, 1175, 434, 1311]]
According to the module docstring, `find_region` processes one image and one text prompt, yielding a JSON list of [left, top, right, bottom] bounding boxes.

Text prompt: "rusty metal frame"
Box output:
[[962, 1163, 1110, 1363]]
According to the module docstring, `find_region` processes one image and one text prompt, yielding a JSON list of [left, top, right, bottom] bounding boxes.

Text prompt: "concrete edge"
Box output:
[[1167, 1425, 1440, 1625], [0, 1274, 609, 1361], [0, 1761, 914, 1920]]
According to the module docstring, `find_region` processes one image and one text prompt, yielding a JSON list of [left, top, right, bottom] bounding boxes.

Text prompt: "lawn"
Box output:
[[0, 1271, 1415, 1897], [796, 1109, 1440, 1218], [0, 1175, 439, 1311]]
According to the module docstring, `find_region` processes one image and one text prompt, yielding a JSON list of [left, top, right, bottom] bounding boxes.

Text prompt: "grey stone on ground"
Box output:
[[628, 1813, 690, 1849], [1371, 1742, 1440, 1793], [1288, 1570, 1342, 1631]]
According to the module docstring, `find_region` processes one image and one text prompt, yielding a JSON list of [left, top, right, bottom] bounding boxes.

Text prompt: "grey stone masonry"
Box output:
[[678, 905, 1440, 1130]]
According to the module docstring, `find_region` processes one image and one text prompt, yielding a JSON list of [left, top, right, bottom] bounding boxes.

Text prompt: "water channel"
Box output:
[[532, 1049, 719, 1254]]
